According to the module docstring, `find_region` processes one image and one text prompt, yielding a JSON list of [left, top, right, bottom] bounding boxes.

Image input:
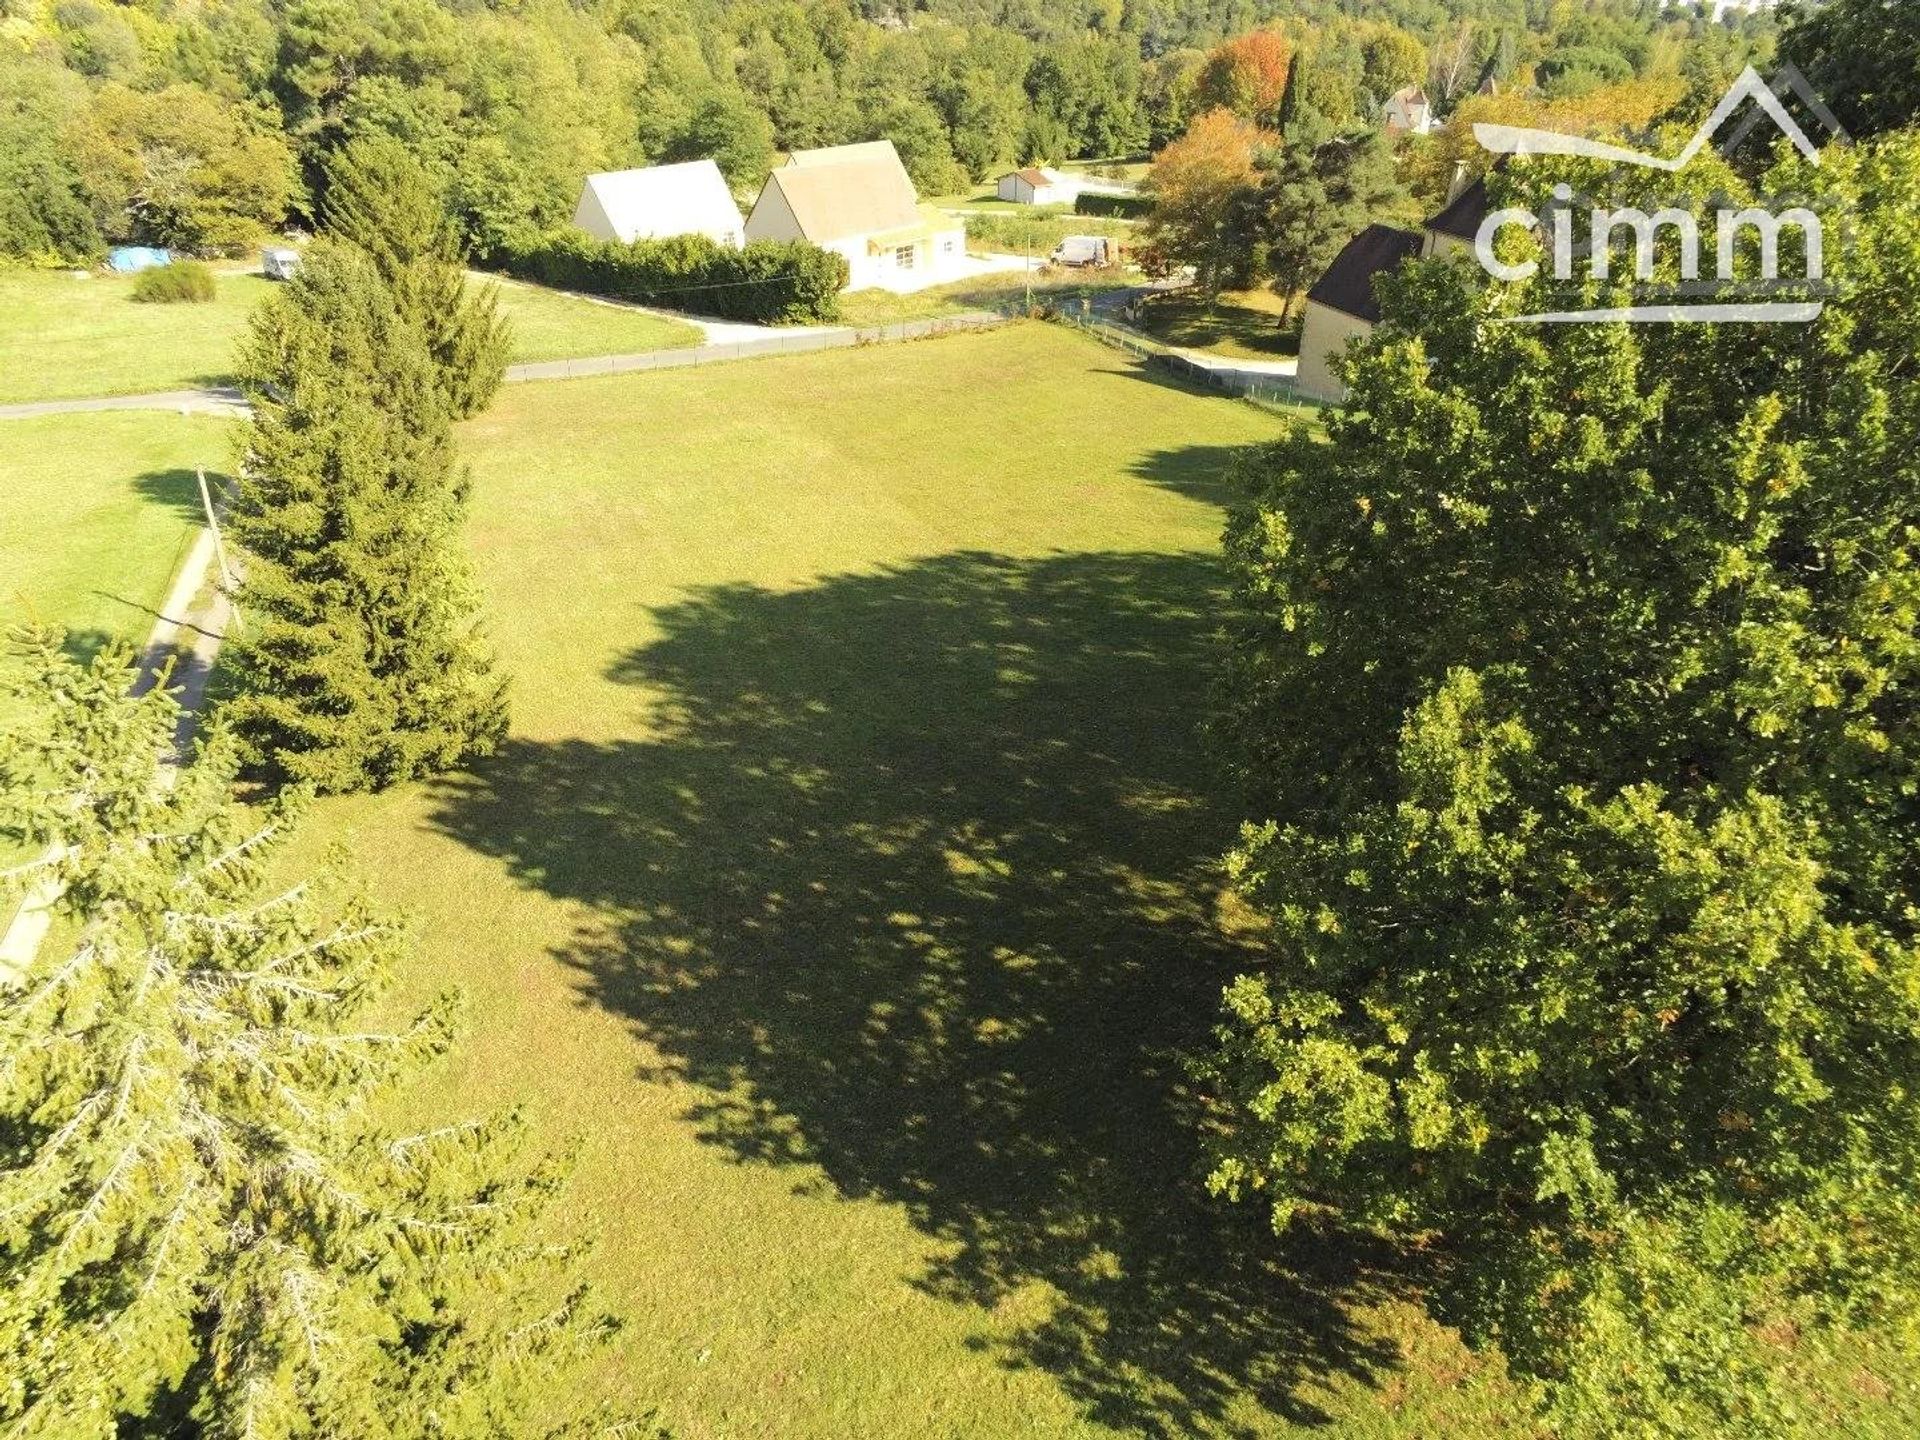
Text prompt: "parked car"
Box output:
[[1050, 235, 1111, 268], [262, 247, 302, 281]]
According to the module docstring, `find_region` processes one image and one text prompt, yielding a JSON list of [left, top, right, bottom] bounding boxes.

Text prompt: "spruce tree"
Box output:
[[322, 136, 510, 419], [0, 634, 635, 1438], [224, 240, 507, 793]]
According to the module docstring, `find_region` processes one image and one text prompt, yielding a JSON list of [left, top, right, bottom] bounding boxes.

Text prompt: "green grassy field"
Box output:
[[1133, 289, 1300, 361], [478, 273, 703, 363], [0, 410, 234, 653], [836, 268, 1134, 326], [9, 322, 1912, 1435], [0, 267, 701, 406], [275, 324, 1537, 1438]]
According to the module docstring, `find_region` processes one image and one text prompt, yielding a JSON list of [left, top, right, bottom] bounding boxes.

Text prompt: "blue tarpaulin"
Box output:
[[106, 246, 172, 273]]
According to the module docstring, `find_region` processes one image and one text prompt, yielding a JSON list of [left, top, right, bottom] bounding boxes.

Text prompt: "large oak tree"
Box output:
[[1199, 134, 1920, 1436]]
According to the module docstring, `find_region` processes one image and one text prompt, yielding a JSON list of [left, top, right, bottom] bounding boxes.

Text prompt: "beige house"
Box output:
[[572, 160, 745, 247], [745, 140, 967, 292], [1382, 85, 1435, 138], [997, 165, 1140, 207], [1296, 176, 1489, 402]]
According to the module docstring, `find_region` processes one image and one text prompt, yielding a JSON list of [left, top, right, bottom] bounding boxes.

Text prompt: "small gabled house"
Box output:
[[998, 165, 1139, 206], [1295, 175, 1491, 402], [998, 167, 1071, 205], [573, 161, 746, 248], [1383, 85, 1435, 138], [745, 140, 967, 292]]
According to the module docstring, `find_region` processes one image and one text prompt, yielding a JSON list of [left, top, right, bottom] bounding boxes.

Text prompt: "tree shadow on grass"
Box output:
[[426, 548, 1410, 1435], [129, 465, 223, 524], [1127, 443, 1260, 509]]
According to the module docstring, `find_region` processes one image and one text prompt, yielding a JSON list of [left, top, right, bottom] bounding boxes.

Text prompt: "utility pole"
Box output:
[[1025, 216, 1034, 312], [197, 469, 235, 591]]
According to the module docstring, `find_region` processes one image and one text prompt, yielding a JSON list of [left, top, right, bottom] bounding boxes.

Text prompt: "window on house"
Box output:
[[894, 244, 916, 269]]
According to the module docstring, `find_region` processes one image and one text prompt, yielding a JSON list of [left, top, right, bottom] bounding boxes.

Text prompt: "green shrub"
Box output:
[[1074, 191, 1148, 219], [130, 259, 216, 303], [962, 211, 1132, 257], [484, 229, 846, 325]]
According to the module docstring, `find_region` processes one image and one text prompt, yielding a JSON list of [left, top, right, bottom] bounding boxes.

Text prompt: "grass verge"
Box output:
[[0, 410, 234, 654]]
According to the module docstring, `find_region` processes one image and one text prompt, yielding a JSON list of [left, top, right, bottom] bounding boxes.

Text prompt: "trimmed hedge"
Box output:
[[1074, 191, 1148, 219], [485, 229, 847, 325]]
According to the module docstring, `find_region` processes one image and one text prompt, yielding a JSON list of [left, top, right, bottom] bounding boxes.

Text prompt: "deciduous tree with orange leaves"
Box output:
[[1192, 31, 1292, 124], [1141, 107, 1268, 295]]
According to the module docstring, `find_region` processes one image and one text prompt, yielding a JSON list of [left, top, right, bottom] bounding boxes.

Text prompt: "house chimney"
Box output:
[[1446, 160, 1472, 204]]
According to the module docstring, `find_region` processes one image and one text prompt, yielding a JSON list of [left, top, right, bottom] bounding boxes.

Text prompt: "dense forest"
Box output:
[[2, 0, 1775, 261]]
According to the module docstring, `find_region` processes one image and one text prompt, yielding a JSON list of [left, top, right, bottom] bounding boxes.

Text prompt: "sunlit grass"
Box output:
[[0, 267, 700, 406], [273, 326, 1563, 1437]]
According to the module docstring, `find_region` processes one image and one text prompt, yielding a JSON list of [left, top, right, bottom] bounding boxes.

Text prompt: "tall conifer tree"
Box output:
[[322, 137, 509, 419], [0, 636, 631, 1437], [223, 241, 507, 792]]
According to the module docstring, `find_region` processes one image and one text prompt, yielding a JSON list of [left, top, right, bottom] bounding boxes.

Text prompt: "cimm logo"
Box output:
[[1470, 67, 1849, 324]]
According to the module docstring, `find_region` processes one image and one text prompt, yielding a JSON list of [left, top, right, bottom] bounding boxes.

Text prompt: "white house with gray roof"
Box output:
[[573, 161, 746, 248]]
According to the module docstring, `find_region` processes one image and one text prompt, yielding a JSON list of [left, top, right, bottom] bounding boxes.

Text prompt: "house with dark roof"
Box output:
[[1296, 173, 1492, 401]]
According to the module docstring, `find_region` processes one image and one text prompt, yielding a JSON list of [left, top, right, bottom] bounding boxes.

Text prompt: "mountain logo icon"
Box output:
[[1472, 66, 1848, 173]]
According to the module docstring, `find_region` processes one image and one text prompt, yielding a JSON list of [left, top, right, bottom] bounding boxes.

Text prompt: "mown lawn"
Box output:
[[0, 267, 701, 406], [836, 268, 1133, 326], [1133, 289, 1299, 362], [0, 410, 233, 654], [475, 273, 703, 361], [276, 323, 1552, 1438]]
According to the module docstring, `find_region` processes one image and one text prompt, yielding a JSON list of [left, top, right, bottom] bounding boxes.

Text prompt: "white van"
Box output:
[[1050, 235, 1112, 268]]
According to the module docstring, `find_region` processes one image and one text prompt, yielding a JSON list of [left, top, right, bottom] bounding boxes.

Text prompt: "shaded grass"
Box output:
[[1134, 290, 1300, 362], [285, 325, 1553, 1436], [0, 268, 701, 405], [837, 268, 1134, 327]]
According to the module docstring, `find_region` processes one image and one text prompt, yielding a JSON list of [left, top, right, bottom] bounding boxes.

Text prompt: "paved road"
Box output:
[[0, 312, 1007, 421], [0, 387, 249, 421]]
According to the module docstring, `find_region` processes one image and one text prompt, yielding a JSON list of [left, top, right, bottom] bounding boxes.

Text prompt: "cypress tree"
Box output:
[[322, 136, 510, 419], [0, 635, 634, 1437], [223, 240, 507, 793]]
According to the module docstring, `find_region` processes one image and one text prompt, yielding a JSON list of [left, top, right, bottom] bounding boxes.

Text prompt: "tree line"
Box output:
[[1134, 2, 1782, 322], [1, 0, 1756, 264]]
